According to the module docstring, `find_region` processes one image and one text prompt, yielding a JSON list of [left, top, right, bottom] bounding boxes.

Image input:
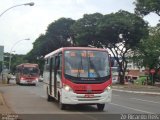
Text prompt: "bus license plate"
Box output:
[[84, 94, 94, 98]]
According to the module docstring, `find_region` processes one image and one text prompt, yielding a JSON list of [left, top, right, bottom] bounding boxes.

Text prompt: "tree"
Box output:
[[134, 0, 160, 16], [135, 24, 160, 68], [72, 10, 148, 84], [133, 24, 160, 84], [26, 18, 75, 59], [26, 34, 47, 62], [46, 18, 75, 49], [10, 54, 28, 73], [26, 18, 75, 73], [97, 10, 148, 84], [2, 53, 27, 73], [71, 13, 103, 47]]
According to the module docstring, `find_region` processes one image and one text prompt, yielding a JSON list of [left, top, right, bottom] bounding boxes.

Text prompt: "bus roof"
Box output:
[[44, 47, 108, 59]]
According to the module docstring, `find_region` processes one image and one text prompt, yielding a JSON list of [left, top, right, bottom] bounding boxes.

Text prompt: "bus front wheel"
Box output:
[[97, 104, 105, 111], [58, 94, 65, 110]]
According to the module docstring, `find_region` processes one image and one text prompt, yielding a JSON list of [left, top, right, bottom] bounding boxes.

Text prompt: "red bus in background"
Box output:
[[16, 63, 40, 85], [43, 47, 112, 111]]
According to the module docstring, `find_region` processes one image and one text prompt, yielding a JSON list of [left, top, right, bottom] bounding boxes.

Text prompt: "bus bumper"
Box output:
[[20, 80, 38, 84], [61, 89, 112, 105]]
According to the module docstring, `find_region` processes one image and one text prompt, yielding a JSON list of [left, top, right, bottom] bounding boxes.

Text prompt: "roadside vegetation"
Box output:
[[4, 0, 160, 85]]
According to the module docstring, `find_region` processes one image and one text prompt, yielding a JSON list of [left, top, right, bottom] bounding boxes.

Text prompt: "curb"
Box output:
[[112, 89, 160, 95], [0, 92, 5, 105], [0, 92, 15, 114], [0, 84, 17, 87]]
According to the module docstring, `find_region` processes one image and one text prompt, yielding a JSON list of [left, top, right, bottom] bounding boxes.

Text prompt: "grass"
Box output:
[[112, 83, 158, 89]]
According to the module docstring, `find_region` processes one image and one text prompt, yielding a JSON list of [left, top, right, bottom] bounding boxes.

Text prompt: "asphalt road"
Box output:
[[0, 80, 160, 120]]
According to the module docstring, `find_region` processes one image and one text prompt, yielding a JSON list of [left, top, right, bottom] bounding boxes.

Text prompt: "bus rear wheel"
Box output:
[[16, 82, 20, 85], [47, 88, 52, 102], [97, 104, 105, 111]]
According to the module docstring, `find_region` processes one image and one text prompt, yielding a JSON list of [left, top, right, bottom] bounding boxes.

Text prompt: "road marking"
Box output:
[[130, 98, 160, 104], [112, 94, 120, 97], [110, 103, 154, 114], [41, 96, 46, 98]]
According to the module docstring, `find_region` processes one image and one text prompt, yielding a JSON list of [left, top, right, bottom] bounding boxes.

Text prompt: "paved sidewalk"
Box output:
[[0, 91, 14, 114], [0, 78, 14, 114]]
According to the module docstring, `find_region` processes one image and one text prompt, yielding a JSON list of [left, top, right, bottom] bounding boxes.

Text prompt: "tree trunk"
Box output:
[[119, 71, 125, 85], [119, 75, 125, 84]]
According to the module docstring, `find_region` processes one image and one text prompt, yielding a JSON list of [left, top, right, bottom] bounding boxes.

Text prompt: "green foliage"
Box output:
[[10, 54, 28, 73], [26, 34, 47, 62], [2, 53, 27, 73], [97, 10, 148, 47], [134, 76, 147, 85], [134, 0, 160, 16], [27, 18, 75, 58], [26, 11, 148, 84], [26, 19, 75, 57], [71, 10, 148, 84], [71, 13, 103, 47], [135, 24, 160, 69], [97, 10, 148, 84], [46, 18, 75, 49], [133, 24, 160, 85], [26, 18, 75, 73]]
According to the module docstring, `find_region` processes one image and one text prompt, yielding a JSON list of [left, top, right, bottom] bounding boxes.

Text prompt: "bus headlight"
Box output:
[[35, 78, 39, 82], [64, 85, 73, 92], [104, 86, 111, 91], [20, 77, 25, 80]]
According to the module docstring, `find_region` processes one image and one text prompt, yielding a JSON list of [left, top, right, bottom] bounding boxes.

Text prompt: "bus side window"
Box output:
[[59, 55, 62, 71], [58, 54, 62, 79], [52, 57, 55, 71], [45, 59, 50, 71], [55, 54, 62, 76]]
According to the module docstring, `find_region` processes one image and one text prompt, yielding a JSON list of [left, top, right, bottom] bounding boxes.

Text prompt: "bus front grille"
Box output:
[[76, 96, 101, 101], [74, 90, 103, 94]]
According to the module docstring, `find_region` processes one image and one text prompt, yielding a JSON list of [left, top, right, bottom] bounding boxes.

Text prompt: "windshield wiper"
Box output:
[[88, 55, 100, 78], [77, 55, 83, 77]]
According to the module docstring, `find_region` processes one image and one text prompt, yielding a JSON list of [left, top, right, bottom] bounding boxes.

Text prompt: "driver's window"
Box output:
[[57, 54, 62, 80], [59, 54, 62, 70]]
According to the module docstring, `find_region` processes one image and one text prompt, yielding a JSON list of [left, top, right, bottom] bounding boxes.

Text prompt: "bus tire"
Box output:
[[47, 88, 52, 102], [58, 94, 65, 110], [59, 102, 65, 110], [97, 104, 105, 111], [16, 81, 19, 85]]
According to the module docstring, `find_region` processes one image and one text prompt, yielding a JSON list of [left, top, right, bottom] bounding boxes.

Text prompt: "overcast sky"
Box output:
[[0, 0, 159, 55]]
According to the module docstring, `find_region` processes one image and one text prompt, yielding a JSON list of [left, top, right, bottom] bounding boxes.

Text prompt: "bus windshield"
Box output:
[[64, 50, 110, 79], [22, 67, 39, 76]]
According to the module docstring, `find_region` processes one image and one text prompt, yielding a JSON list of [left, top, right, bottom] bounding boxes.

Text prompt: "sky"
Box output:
[[0, 0, 159, 55]]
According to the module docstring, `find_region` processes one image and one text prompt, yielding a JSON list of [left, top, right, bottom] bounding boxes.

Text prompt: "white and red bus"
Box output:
[[43, 47, 112, 111], [16, 63, 40, 85]]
